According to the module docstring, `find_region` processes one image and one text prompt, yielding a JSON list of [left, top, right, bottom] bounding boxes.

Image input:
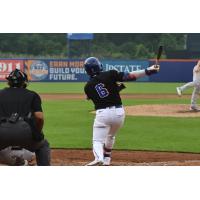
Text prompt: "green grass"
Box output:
[[43, 98, 200, 153], [117, 116, 200, 153], [0, 82, 194, 94], [43, 100, 94, 148], [1, 82, 199, 153], [0, 82, 85, 94]]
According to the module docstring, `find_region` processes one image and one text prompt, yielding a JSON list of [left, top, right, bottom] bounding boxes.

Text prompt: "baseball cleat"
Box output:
[[103, 157, 111, 166], [190, 106, 200, 111], [85, 160, 104, 166], [176, 87, 182, 97]]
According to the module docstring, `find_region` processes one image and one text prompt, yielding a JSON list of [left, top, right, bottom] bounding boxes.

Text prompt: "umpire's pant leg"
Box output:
[[35, 140, 51, 166], [26, 139, 51, 166]]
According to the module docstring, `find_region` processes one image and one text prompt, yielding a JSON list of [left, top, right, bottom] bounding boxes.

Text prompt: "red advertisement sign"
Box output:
[[0, 60, 24, 80]]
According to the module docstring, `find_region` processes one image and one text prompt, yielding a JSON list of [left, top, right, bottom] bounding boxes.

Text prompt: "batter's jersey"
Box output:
[[0, 87, 42, 118], [84, 70, 124, 110]]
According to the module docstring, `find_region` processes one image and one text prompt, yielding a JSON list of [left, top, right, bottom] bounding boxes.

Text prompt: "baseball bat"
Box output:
[[155, 45, 163, 65]]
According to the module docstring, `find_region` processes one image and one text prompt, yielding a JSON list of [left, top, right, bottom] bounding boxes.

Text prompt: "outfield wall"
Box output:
[[149, 59, 196, 82], [0, 58, 198, 82]]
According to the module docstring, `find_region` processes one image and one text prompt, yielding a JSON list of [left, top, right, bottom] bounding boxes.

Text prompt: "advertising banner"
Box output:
[[25, 59, 87, 82], [48, 60, 86, 81], [0, 60, 24, 80], [102, 60, 150, 81], [3, 58, 196, 82], [0, 59, 151, 82], [24, 60, 49, 81]]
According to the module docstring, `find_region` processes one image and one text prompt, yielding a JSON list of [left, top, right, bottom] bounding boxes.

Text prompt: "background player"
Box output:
[[176, 60, 200, 111], [84, 57, 160, 166]]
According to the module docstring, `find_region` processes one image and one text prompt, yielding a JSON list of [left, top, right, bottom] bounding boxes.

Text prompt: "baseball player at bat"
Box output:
[[84, 57, 160, 166], [176, 60, 200, 111]]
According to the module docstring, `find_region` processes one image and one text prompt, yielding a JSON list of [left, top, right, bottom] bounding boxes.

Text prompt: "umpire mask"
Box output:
[[6, 69, 29, 88]]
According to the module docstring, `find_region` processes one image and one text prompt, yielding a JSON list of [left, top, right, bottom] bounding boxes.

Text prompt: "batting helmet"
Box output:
[[84, 57, 103, 76], [6, 69, 28, 88]]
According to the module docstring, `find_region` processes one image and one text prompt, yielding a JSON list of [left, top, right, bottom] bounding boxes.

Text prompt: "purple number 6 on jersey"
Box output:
[[95, 83, 109, 98]]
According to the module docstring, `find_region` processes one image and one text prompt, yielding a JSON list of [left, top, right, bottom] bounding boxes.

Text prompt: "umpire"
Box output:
[[0, 69, 50, 166]]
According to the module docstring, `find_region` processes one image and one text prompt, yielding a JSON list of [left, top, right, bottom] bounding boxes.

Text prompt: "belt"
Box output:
[[97, 105, 122, 110], [0, 117, 25, 123]]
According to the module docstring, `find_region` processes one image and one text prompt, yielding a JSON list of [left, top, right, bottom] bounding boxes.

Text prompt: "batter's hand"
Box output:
[[117, 82, 126, 92], [145, 65, 160, 75]]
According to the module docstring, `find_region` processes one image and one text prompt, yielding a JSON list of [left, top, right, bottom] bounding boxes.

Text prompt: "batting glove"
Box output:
[[145, 65, 160, 75]]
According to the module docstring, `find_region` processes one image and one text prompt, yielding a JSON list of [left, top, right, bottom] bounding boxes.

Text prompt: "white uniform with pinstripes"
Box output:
[[179, 61, 200, 107]]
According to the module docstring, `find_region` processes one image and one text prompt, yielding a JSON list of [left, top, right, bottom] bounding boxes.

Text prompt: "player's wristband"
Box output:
[[123, 72, 136, 81]]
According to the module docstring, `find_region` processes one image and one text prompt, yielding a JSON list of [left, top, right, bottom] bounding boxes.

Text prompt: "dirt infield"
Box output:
[[40, 93, 191, 100], [42, 93, 200, 166], [125, 104, 200, 117], [51, 149, 200, 166]]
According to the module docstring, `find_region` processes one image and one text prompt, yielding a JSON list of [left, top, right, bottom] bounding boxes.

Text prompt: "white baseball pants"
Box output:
[[180, 81, 200, 107], [191, 86, 200, 107], [92, 107, 125, 162]]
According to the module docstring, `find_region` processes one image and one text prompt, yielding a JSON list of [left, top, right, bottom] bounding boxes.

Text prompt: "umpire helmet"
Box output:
[[84, 57, 103, 76], [6, 69, 28, 88]]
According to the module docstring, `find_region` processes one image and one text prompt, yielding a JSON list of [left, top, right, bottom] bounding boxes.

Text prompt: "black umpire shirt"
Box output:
[[84, 70, 124, 110], [0, 87, 42, 118]]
